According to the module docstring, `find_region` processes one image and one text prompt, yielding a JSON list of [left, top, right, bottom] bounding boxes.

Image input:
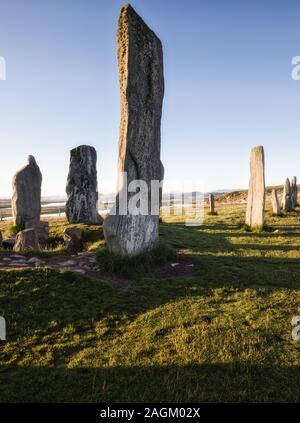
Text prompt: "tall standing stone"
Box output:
[[12, 155, 42, 227], [209, 193, 215, 214], [103, 4, 164, 256], [159, 163, 164, 210], [169, 193, 175, 216], [282, 178, 292, 211], [271, 189, 280, 215], [66, 145, 102, 224], [290, 176, 297, 209], [245, 146, 265, 228]]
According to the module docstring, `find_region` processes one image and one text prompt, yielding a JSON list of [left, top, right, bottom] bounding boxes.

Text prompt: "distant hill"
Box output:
[[216, 185, 297, 205]]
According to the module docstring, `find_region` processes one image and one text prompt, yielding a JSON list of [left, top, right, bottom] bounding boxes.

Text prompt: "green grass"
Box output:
[[4, 223, 25, 237], [96, 243, 176, 278], [0, 204, 299, 402]]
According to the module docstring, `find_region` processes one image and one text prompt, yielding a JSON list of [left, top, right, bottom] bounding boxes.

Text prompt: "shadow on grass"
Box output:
[[159, 221, 300, 290], [160, 221, 300, 258], [0, 363, 299, 402], [1, 220, 300, 403], [0, 253, 299, 344], [0, 221, 299, 341]]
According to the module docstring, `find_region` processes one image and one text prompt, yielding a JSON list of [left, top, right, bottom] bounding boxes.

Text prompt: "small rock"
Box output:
[[59, 260, 76, 267], [171, 263, 180, 267], [82, 265, 91, 270], [13, 229, 40, 252], [28, 257, 45, 265], [73, 269, 86, 274], [9, 262, 28, 267], [63, 228, 84, 253], [26, 221, 49, 247]]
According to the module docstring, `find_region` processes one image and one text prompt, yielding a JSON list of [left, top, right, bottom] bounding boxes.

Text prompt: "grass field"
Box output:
[[0, 203, 299, 402]]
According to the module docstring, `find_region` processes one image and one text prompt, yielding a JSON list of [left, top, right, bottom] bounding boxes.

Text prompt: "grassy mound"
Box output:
[[96, 243, 176, 278]]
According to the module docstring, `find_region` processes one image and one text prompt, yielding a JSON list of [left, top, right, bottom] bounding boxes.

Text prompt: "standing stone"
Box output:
[[209, 193, 215, 214], [13, 228, 40, 252], [12, 155, 42, 227], [290, 176, 297, 209], [103, 4, 164, 256], [282, 178, 292, 211], [245, 146, 265, 228], [66, 145, 102, 224], [271, 189, 280, 215], [170, 193, 175, 215], [159, 163, 164, 210]]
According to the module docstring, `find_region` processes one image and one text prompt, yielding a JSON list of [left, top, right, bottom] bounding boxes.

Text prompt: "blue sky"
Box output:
[[0, 0, 299, 196]]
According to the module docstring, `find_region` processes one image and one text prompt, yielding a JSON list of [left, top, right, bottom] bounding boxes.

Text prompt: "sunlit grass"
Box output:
[[0, 203, 300, 402]]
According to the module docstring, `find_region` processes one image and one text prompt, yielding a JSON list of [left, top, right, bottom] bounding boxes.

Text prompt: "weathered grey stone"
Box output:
[[245, 146, 265, 228], [290, 176, 297, 209], [66, 145, 102, 224], [59, 259, 76, 267], [103, 4, 164, 256], [11, 258, 27, 263], [27, 257, 45, 265], [12, 156, 42, 227], [25, 221, 49, 247], [271, 189, 280, 215], [13, 228, 40, 252], [209, 193, 215, 214], [159, 162, 164, 210], [9, 262, 28, 267], [282, 178, 292, 211], [169, 193, 175, 216], [63, 227, 84, 252]]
